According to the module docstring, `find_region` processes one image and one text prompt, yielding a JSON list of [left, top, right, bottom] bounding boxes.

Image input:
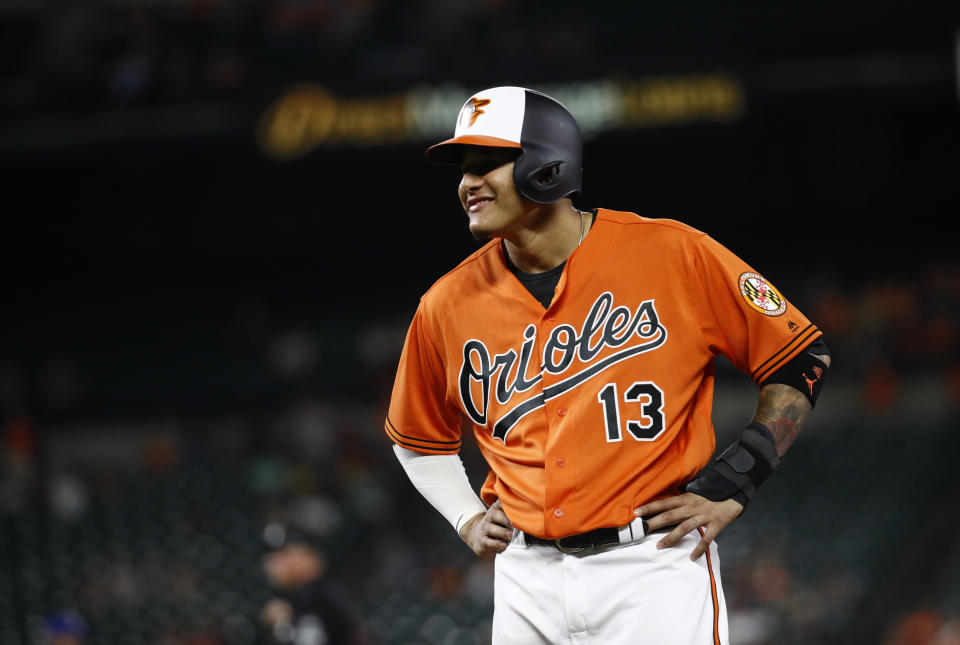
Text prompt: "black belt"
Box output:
[[524, 526, 623, 554]]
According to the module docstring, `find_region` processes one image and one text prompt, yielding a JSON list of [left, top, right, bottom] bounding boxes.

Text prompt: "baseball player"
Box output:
[[386, 86, 830, 644]]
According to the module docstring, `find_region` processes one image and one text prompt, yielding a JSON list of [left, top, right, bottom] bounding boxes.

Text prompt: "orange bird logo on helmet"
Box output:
[[460, 98, 491, 128]]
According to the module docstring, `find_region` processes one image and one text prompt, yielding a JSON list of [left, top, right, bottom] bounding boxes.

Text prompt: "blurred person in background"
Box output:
[[261, 524, 365, 645], [43, 609, 87, 645]]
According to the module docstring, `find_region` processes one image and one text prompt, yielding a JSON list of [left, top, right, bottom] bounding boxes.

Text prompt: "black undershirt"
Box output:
[[503, 209, 597, 307], [503, 244, 565, 309]]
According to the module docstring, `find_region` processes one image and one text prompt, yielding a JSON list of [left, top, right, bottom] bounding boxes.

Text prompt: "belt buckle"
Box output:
[[555, 538, 587, 554]]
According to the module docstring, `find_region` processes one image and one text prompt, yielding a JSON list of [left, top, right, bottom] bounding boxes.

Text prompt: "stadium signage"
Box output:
[[256, 75, 745, 161]]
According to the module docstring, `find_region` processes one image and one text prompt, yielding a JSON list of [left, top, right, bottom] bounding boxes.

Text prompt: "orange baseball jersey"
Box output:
[[386, 209, 821, 539]]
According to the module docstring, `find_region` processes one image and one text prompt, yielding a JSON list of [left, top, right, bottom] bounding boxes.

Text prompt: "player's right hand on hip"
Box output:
[[459, 499, 514, 557]]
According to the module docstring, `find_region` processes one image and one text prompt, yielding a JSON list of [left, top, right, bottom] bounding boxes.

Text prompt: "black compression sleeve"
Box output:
[[762, 338, 831, 407]]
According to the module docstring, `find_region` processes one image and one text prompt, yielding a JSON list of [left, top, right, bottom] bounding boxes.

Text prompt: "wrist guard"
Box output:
[[685, 422, 780, 508]]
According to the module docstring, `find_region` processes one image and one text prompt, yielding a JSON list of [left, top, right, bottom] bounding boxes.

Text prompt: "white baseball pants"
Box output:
[[492, 529, 728, 645]]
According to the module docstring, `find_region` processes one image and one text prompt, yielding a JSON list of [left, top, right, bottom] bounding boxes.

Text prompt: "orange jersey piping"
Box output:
[[384, 417, 461, 454], [698, 527, 723, 645], [751, 324, 822, 385]]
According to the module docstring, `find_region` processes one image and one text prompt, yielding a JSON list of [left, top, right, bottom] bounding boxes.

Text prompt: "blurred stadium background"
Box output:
[[3, 1, 960, 644]]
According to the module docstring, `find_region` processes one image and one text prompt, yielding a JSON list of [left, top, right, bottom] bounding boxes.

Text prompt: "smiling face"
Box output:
[[457, 146, 533, 240]]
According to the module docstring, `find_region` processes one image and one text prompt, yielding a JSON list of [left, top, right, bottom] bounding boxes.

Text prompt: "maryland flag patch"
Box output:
[[739, 272, 787, 316]]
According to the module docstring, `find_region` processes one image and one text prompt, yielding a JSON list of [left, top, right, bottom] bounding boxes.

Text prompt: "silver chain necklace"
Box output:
[[576, 209, 585, 246]]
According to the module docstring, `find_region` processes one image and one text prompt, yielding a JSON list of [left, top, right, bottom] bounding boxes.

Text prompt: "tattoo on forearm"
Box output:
[[768, 418, 800, 457], [753, 384, 812, 457]]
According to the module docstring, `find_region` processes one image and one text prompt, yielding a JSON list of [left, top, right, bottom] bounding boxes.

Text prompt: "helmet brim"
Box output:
[[424, 135, 522, 165]]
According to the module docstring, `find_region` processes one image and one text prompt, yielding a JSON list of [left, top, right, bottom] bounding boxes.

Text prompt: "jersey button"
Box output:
[[557, 407, 567, 417], [556, 458, 565, 467], [553, 508, 564, 518]]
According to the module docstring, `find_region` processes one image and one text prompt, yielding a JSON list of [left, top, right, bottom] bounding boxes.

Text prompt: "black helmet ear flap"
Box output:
[[527, 161, 564, 190]]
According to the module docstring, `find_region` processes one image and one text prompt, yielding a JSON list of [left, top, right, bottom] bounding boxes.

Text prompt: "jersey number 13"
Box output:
[[597, 381, 665, 442]]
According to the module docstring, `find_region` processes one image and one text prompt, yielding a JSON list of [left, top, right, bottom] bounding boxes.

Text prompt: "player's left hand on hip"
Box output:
[[636, 493, 744, 561]]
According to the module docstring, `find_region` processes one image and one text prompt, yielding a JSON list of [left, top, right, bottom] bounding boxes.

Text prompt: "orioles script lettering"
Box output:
[[458, 292, 668, 441]]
